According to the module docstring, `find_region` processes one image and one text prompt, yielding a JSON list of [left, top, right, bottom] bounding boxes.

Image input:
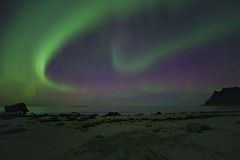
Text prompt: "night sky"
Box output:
[[0, 0, 239, 106]]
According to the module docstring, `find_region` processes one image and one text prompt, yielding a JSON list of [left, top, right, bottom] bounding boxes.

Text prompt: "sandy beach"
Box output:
[[0, 112, 240, 160]]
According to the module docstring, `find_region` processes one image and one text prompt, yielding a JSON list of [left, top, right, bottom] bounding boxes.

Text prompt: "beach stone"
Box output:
[[56, 122, 65, 126], [26, 121, 37, 124], [28, 114, 41, 120], [65, 117, 77, 121], [104, 112, 121, 116], [186, 122, 210, 133], [145, 124, 152, 128], [152, 128, 161, 133], [82, 122, 97, 129], [155, 112, 162, 115], [94, 135, 105, 139], [39, 117, 61, 123], [59, 114, 68, 117], [0, 124, 9, 127], [71, 112, 81, 117], [79, 114, 98, 121], [0, 128, 27, 136]]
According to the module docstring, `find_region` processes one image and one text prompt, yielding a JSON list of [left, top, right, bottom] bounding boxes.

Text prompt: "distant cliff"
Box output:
[[203, 87, 240, 106]]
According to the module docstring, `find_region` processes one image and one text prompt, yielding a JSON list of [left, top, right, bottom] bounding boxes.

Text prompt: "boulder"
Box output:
[[4, 103, 29, 114], [104, 112, 121, 116], [186, 122, 210, 133]]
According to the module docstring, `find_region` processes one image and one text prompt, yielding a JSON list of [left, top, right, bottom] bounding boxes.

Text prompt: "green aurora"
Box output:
[[0, 0, 239, 106]]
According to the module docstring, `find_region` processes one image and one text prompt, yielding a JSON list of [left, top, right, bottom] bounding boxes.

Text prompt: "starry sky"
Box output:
[[0, 0, 239, 106]]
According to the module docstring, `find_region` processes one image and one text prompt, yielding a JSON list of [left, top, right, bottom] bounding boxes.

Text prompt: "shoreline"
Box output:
[[1, 105, 240, 116]]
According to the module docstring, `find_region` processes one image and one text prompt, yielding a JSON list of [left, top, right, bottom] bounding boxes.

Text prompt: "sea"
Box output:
[[1, 105, 240, 115]]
